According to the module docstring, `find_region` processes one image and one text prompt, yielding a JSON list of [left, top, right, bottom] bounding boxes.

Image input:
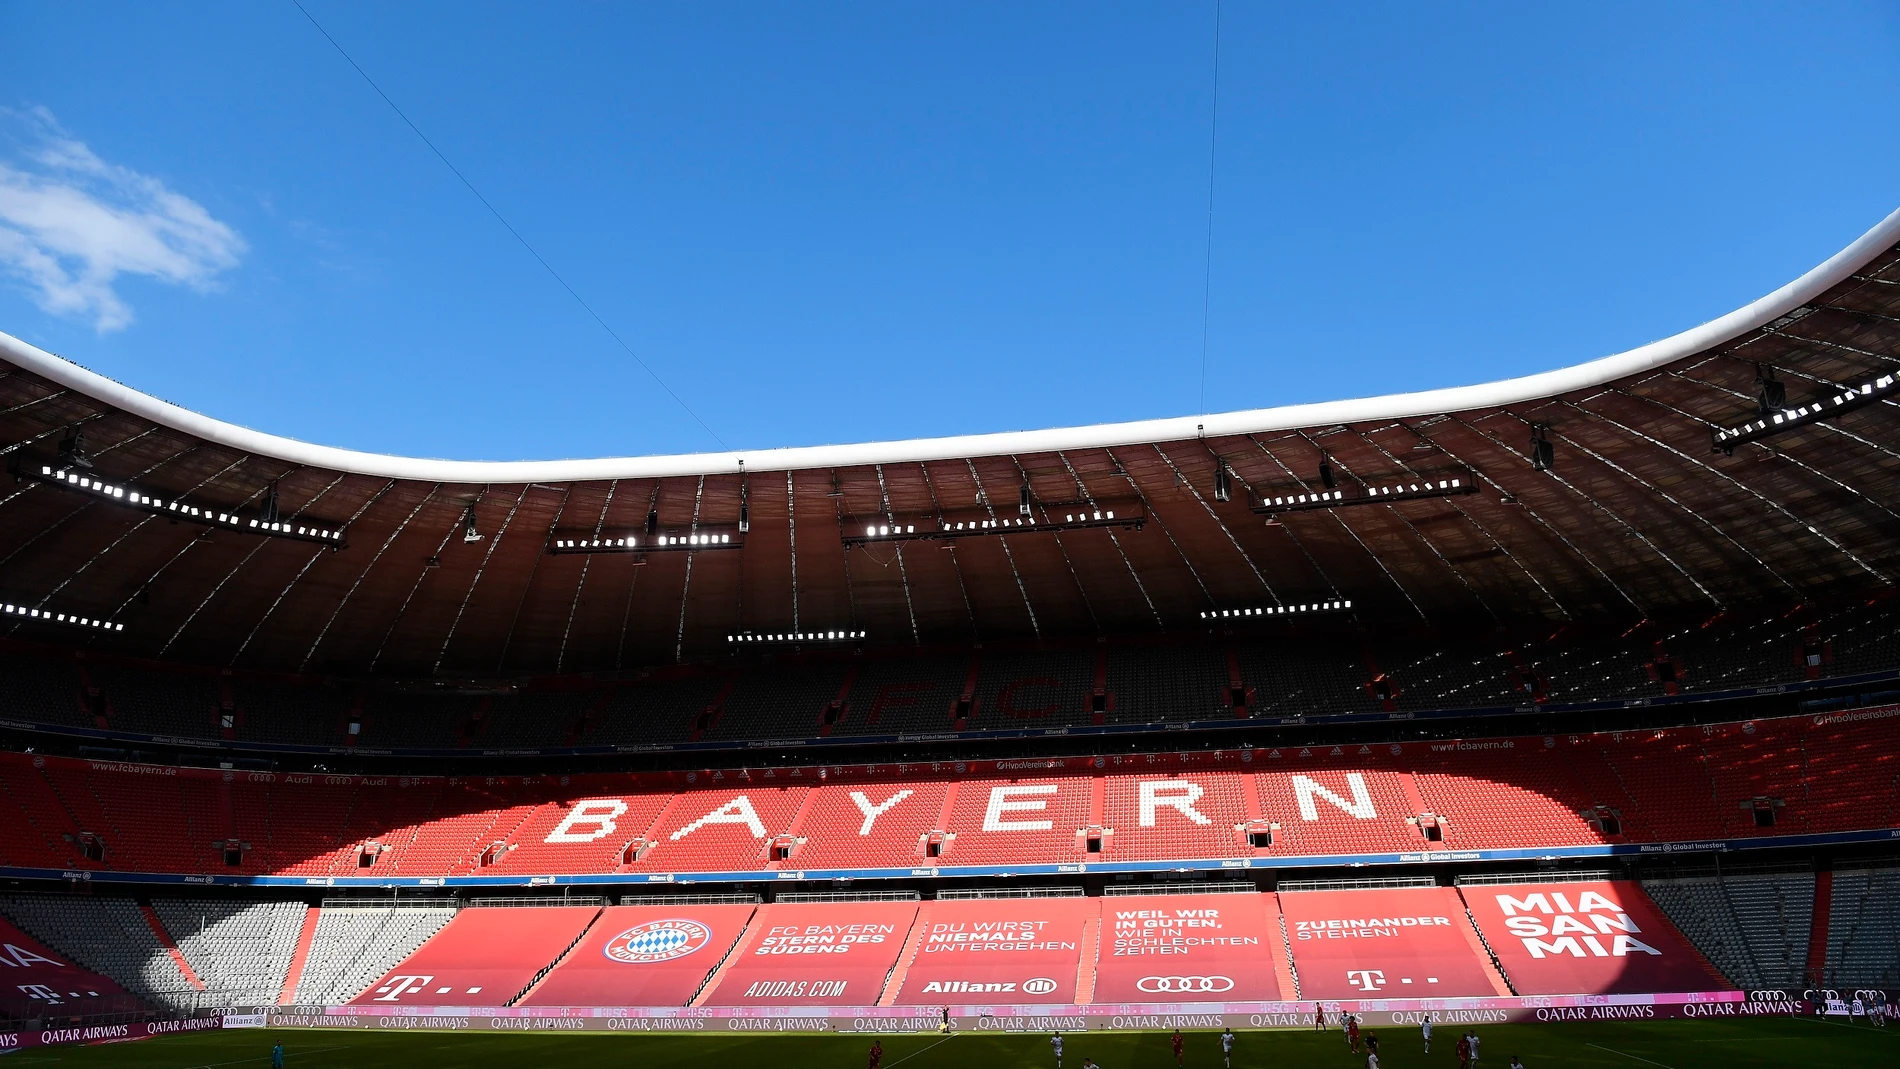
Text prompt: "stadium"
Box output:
[[0, 197, 1896, 1068], [2, 6, 1899, 1063]]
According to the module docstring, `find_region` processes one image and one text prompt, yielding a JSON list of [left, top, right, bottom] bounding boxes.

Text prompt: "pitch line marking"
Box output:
[[881, 1033, 960, 1069], [181, 1045, 349, 1069], [1587, 1042, 1676, 1068]]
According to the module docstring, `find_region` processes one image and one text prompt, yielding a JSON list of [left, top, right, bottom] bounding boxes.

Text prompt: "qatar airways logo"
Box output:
[[604, 920, 713, 964], [1495, 890, 1663, 959]]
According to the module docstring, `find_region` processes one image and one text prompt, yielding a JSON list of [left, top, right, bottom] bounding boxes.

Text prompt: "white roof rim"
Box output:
[[3, 206, 1898, 484]]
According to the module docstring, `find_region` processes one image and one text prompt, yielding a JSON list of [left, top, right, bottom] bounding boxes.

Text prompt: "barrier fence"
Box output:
[[260, 991, 1813, 1033], [6, 991, 1882, 1052]]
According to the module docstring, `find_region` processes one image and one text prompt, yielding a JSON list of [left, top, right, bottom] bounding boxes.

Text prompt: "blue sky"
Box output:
[[1, 2, 1896, 461]]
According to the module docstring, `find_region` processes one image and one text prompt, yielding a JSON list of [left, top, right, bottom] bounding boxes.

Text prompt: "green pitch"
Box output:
[[9, 1018, 1892, 1069]]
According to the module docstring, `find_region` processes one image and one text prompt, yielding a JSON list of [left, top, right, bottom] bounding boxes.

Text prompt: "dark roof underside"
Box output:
[[1, 242, 1897, 678]]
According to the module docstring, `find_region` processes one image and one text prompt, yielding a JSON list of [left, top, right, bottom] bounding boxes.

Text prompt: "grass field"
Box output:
[[4, 1018, 1891, 1069]]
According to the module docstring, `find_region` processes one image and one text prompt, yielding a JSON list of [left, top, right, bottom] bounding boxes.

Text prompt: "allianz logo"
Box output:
[[921, 977, 1060, 996]]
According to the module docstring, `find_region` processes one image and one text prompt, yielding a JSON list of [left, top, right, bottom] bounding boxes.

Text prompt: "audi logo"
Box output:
[[1022, 977, 1059, 996], [1797, 988, 1882, 1002], [1137, 975, 1235, 994], [1749, 990, 1794, 1002], [1795, 988, 1889, 1002]]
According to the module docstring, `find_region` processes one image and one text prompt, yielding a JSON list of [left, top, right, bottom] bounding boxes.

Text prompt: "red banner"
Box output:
[[702, 901, 917, 1006], [0, 916, 142, 1019], [894, 897, 1093, 1005], [1278, 888, 1497, 999], [1462, 881, 1724, 995], [519, 904, 757, 1006], [349, 906, 601, 1005], [1090, 893, 1286, 1003]]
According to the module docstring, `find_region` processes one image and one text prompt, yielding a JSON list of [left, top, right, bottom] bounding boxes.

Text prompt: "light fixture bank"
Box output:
[[1, 601, 122, 632], [1710, 370, 1897, 453], [842, 502, 1145, 548], [1200, 599, 1352, 621], [729, 630, 865, 644], [1249, 469, 1476, 517], [548, 531, 741, 555], [13, 464, 346, 546]]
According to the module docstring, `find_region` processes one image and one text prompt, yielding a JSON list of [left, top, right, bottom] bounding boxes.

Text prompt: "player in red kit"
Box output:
[[1171, 1028, 1185, 1067], [867, 1039, 882, 1069]]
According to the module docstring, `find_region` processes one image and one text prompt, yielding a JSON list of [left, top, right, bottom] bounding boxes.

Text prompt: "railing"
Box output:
[[1276, 912, 1302, 1000], [319, 896, 460, 910], [776, 891, 920, 903], [938, 886, 1083, 900], [1461, 904, 1519, 995], [1104, 881, 1256, 896], [1278, 875, 1434, 892], [468, 896, 608, 908], [506, 912, 601, 1006], [618, 893, 761, 905], [1456, 870, 1617, 886], [1642, 859, 1817, 880]]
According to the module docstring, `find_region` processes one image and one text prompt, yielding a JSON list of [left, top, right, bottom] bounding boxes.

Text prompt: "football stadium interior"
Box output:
[[0, 208, 1897, 1060]]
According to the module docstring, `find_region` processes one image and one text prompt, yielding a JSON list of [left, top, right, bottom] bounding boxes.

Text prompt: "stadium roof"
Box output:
[[2, 208, 1898, 677]]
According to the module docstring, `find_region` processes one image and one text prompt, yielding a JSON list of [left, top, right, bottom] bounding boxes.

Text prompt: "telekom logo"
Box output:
[[1345, 970, 1386, 992], [372, 975, 436, 1001]]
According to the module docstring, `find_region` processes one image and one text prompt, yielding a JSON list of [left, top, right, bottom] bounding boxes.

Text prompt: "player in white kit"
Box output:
[[1051, 1031, 1064, 1069], [1221, 1028, 1235, 1069], [1421, 1013, 1433, 1053]]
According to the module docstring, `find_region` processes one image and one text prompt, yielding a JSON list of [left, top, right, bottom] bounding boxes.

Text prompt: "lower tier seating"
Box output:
[[1643, 872, 1815, 988], [1825, 865, 1900, 988], [0, 708, 1894, 880], [0, 894, 200, 1011], [3, 882, 1817, 1012], [152, 899, 307, 1006], [292, 903, 458, 1004]]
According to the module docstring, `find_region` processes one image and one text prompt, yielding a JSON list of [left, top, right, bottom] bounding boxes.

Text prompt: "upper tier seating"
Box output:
[[967, 650, 1100, 729], [1098, 770, 1251, 860], [0, 649, 87, 727], [784, 778, 951, 869], [827, 654, 968, 736], [5, 598, 1894, 753], [709, 663, 850, 741], [1, 708, 1892, 880]]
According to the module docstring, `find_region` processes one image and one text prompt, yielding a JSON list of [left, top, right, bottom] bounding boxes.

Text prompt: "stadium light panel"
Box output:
[[548, 530, 742, 555], [1712, 371, 1898, 453], [842, 500, 1144, 548], [1199, 599, 1352, 622], [728, 629, 866, 644], [17, 464, 347, 547], [1248, 468, 1476, 517], [1, 601, 123, 631]]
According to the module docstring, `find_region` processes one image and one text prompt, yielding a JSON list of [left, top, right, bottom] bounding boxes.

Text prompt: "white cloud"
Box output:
[[0, 107, 245, 332]]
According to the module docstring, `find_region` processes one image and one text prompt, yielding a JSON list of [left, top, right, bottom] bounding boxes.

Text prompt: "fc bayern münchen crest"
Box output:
[[603, 919, 713, 963]]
